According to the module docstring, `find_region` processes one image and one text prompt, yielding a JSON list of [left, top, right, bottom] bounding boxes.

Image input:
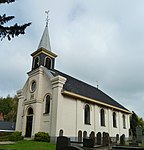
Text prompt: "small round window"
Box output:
[[30, 80, 36, 92]]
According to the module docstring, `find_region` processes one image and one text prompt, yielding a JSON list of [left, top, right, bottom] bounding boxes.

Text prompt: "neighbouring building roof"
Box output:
[[52, 69, 129, 113], [0, 121, 15, 131]]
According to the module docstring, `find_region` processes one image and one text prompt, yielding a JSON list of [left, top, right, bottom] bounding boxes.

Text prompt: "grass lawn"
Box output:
[[0, 140, 56, 150]]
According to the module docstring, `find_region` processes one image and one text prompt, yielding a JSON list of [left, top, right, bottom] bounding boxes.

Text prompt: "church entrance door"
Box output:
[[25, 116, 33, 137], [25, 107, 33, 137]]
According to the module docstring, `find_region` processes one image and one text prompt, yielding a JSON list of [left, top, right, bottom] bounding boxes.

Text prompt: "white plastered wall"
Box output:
[[53, 94, 130, 138], [16, 66, 54, 136]]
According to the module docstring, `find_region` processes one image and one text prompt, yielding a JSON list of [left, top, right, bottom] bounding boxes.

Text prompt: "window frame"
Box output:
[[113, 112, 117, 128], [84, 104, 90, 125], [100, 108, 105, 126], [33, 56, 40, 69], [123, 114, 126, 129], [44, 56, 52, 69], [44, 95, 51, 114], [30, 80, 36, 93]]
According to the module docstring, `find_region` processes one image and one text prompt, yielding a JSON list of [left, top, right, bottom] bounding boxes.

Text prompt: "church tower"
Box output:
[[31, 13, 57, 71], [16, 12, 60, 138]]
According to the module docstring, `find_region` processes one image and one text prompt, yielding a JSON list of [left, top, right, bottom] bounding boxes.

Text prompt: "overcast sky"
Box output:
[[1, 0, 144, 118]]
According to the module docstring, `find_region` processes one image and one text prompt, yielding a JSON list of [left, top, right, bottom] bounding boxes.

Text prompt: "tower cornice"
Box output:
[[31, 47, 57, 59]]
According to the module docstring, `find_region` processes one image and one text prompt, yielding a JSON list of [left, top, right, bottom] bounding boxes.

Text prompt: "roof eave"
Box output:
[[61, 90, 131, 114]]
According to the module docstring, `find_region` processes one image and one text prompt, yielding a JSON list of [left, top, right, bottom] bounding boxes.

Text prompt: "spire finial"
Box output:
[[38, 10, 51, 50], [45, 10, 50, 26]]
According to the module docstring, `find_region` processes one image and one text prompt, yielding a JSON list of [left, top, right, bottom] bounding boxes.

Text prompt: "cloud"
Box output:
[[1, 0, 144, 117]]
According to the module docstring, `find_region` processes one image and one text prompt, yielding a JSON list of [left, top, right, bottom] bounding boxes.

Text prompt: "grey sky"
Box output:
[[1, 0, 144, 118]]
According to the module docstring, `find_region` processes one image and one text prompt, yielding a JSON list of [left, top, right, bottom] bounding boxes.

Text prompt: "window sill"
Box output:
[[84, 123, 91, 125], [43, 113, 50, 116]]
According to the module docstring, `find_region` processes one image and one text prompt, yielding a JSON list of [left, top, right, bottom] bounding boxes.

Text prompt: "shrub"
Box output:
[[9, 131, 23, 141], [34, 132, 50, 142], [0, 132, 12, 141]]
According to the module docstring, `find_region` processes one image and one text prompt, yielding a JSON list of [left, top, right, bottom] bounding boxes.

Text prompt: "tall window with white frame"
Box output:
[[113, 112, 117, 128], [84, 104, 90, 125], [100, 108, 105, 126], [45, 95, 50, 114], [123, 114, 126, 129]]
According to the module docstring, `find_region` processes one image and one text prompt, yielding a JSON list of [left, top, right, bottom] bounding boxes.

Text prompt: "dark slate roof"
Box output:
[[52, 69, 129, 112], [0, 121, 15, 131]]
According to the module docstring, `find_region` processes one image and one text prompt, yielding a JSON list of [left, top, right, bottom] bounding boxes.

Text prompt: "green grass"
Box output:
[[0, 140, 56, 150]]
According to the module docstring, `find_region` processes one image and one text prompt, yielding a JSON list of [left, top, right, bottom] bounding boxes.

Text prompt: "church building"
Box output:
[[16, 20, 131, 142]]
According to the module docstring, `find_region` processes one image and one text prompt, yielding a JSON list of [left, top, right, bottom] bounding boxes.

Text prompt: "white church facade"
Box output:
[[16, 22, 131, 142]]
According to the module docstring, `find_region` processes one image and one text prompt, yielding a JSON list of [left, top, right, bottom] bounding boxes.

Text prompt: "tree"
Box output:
[[0, 95, 18, 122], [138, 117, 144, 134], [130, 111, 139, 137], [130, 111, 144, 137], [0, 0, 31, 40]]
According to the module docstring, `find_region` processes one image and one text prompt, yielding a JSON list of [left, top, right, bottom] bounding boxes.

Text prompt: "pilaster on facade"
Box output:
[[16, 89, 24, 131], [50, 75, 66, 138], [33, 103, 42, 135], [127, 114, 130, 130], [108, 109, 112, 136], [37, 68, 45, 100], [27, 66, 44, 77], [17, 89, 23, 99], [118, 112, 121, 135], [51, 75, 67, 89]]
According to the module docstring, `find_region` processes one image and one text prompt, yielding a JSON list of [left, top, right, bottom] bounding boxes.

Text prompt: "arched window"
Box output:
[[113, 112, 117, 127], [33, 56, 40, 69], [100, 109, 105, 126], [27, 107, 33, 115], [44, 57, 51, 69], [84, 104, 90, 124], [97, 132, 102, 145], [59, 129, 64, 136], [78, 130, 82, 142], [90, 131, 95, 140], [123, 115, 126, 129], [45, 95, 50, 114], [83, 131, 87, 139]]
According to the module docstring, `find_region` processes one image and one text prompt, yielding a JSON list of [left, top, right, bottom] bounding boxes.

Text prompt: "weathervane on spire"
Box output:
[[45, 10, 50, 26]]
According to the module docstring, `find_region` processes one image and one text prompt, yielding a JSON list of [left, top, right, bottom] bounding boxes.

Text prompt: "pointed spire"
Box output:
[[38, 11, 51, 51]]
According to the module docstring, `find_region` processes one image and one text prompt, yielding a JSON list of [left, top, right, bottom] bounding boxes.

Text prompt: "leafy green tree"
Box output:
[[0, 0, 31, 40], [130, 111, 139, 137], [0, 95, 18, 122], [138, 117, 144, 134], [130, 111, 144, 137]]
